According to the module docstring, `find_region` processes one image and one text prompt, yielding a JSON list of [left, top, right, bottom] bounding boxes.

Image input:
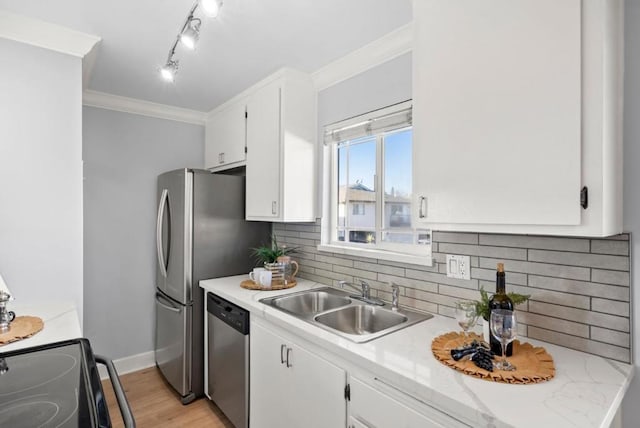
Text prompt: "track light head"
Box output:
[[200, 0, 223, 18], [160, 60, 179, 82], [180, 18, 201, 50]]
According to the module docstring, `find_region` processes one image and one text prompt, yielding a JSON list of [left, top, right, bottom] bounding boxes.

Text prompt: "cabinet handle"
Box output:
[[219, 152, 225, 164], [286, 347, 292, 368], [418, 196, 427, 219], [280, 344, 286, 364], [272, 201, 277, 215]]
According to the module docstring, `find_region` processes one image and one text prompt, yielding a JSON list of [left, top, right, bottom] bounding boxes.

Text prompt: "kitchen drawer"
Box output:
[[349, 376, 468, 428]]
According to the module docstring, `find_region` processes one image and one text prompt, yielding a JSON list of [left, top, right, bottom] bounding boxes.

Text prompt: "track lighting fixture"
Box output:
[[200, 0, 223, 18], [158, 0, 223, 82]]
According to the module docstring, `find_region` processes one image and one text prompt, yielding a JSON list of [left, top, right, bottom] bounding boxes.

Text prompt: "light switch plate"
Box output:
[[446, 254, 471, 280]]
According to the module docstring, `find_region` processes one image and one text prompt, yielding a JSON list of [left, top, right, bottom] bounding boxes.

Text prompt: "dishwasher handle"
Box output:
[[95, 355, 136, 428]]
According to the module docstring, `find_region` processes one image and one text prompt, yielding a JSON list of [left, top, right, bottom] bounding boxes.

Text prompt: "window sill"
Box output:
[[317, 244, 433, 267]]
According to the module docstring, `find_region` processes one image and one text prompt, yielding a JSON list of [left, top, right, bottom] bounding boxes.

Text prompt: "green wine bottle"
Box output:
[[489, 263, 514, 356]]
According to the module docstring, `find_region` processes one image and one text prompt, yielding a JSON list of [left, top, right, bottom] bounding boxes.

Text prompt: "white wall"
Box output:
[[0, 38, 83, 321], [621, 1, 640, 426], [82, 106, 203, 359]]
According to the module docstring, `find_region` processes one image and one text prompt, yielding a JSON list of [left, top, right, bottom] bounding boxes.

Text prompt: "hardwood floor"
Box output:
[[102, 367, 234, 428]]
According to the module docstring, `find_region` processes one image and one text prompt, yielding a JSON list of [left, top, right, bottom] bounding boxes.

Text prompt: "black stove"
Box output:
[[0, 339, 134, 428]]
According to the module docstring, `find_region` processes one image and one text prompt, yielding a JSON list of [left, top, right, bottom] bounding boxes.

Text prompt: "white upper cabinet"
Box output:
[[412, 0, 623, 236], [245, 68, 317, 222], [205, 98, 247, 170], [246, 79, 282, 219]]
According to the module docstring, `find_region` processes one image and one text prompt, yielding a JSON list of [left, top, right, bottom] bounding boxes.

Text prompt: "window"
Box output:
[[321, 101, 432, 264], [352, 203, 365, 215]]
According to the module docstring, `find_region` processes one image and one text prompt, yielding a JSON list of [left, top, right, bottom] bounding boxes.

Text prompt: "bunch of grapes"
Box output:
[[450, 340, 495, 371], [471, 347, 494, 372]]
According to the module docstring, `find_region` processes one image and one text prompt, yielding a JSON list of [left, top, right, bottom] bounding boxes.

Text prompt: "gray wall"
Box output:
[[83, 107, 203, 358], [621, 1, 640, 425], [318, 52, 412, 127], [0, 39, 84, 320]]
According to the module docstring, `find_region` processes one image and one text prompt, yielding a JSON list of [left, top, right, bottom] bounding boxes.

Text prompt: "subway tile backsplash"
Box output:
[[273, 221, 632, 363]]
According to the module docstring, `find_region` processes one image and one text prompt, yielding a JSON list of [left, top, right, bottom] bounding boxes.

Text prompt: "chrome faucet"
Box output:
[[338, 280, 384, 306], [390, 282, 400, 311], [339, 279, 371, 299]]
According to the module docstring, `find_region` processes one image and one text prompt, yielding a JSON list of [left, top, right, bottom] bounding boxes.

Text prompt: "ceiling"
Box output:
[[0, 0, 412, 112]]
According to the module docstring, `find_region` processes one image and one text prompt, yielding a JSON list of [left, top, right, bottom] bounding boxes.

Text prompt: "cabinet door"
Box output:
[[246, 81, 281, 219], [413, 0, 581, 226], [250, 322, 292, 428], [289, 342, 346, 428], [205, 101, 246, 169]]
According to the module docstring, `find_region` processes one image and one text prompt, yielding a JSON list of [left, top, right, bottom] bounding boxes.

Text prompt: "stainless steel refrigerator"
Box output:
[[154, 168, 270, 404]]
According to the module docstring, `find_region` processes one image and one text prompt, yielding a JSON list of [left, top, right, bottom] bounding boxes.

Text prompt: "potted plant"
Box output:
[[251, 236, 299, 284], [474, 287, 530, 342], [251, 235, 298, 264]]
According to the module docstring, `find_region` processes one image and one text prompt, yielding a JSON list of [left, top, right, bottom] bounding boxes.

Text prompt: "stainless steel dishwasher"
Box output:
[[207, 292, 249, 428]]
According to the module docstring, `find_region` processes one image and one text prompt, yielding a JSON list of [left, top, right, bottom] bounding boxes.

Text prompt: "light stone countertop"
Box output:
[[200, 275, 633, 428], [0, 301, 82, 353]]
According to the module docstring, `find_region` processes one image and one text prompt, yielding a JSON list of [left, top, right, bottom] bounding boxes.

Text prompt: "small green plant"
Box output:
[[474, 286, 530, 321], [251, 235, 299, 264]]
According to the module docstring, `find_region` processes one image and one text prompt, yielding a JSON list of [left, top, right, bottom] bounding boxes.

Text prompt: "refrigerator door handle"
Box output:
[[156, 292, 182, 313], [156, 188, 169, 278]]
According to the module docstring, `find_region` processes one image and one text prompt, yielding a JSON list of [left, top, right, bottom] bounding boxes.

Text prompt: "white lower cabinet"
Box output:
[[348, 376, 467, 428], [250, 319, 346, 428], [250, 318, 471, 428]]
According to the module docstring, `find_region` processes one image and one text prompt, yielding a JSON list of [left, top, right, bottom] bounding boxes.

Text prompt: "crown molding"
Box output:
[[83, 90, 207, 125], [312, 22, 413, 91], [0, 10, 100, 58], [82, 44, 99, 91]]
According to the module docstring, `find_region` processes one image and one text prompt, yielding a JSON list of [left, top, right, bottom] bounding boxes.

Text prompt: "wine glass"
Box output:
[[490, 309, 517, 371], [455, 300, 479, 344]]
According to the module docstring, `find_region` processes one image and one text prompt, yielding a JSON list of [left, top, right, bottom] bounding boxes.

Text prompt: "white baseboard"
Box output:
[[98, 350, 156, 380]]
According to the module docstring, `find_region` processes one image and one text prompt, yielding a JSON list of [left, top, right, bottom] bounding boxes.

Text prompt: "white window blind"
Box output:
[[324, 101, 412, 145]]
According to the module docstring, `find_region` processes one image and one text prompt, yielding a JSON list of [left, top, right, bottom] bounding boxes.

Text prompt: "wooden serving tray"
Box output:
[[431, 332, 555, 384], [0, 316, 44, 345], [240, 279, 297, 291]]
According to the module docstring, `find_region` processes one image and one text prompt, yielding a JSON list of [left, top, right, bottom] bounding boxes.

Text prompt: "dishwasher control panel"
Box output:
[[207, 293, 249, 335]]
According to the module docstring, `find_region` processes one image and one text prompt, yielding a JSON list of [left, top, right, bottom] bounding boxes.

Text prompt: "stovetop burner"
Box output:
[[0, 397, 62, 427], [0, 339, 111, 428]]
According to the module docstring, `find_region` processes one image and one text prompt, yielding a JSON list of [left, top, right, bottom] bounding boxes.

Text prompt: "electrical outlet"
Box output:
[[446, 254, 471, 280]]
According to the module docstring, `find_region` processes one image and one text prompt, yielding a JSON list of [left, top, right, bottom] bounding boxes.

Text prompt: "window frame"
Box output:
[[319, 101, 433, 266]]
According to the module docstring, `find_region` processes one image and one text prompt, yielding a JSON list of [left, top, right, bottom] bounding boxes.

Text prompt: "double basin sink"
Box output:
[[260, 287, 433, 343]]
